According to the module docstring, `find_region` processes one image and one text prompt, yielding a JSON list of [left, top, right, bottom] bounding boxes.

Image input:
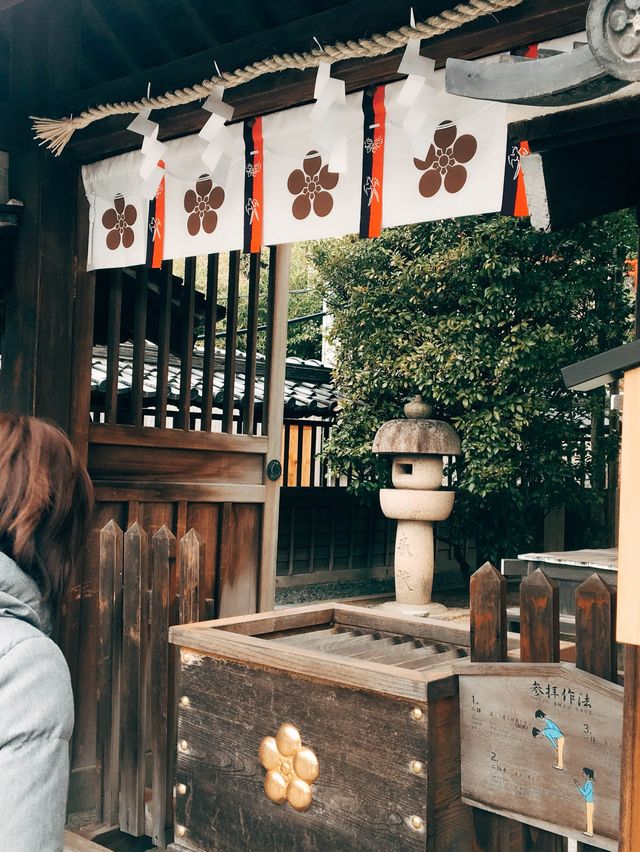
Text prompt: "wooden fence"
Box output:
[[470, 563, 618, 852], [97, 520, 208, 847], [282, 418, 337, 487], [280, 418, 460, 489]]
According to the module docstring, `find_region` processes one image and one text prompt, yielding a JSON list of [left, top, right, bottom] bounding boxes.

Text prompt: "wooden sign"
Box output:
[[617, 365, 640, 645], [458, 662, 623, 850]]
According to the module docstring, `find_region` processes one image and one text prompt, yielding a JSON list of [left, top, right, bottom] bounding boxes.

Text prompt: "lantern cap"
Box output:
[[373, 419, 461, 456]]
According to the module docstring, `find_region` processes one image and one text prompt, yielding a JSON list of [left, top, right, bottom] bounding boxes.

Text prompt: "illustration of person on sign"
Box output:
[[574, 768, 595, 838], [531, 710, 565, 770]]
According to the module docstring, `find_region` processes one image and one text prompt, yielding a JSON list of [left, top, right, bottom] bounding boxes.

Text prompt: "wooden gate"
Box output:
[[65, 246, 291, 818]]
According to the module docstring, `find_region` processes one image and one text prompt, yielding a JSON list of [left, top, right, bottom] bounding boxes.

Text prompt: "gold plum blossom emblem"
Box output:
[[258, 723, 319, 812]]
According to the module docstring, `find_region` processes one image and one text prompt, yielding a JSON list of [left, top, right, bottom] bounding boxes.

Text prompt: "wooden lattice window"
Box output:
[[91, 250, 276, 435]]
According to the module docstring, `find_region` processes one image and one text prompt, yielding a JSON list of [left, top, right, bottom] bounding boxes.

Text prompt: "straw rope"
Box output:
[[31, 0, 523, 155]]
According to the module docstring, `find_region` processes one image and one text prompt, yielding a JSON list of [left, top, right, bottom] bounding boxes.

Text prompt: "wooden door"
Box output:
[[66, 245, 291, 815]]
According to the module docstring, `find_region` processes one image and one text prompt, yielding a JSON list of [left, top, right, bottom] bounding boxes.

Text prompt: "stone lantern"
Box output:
[[372, 396, 461, 616]]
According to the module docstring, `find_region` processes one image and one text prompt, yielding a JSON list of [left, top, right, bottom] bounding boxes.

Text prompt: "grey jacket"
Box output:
[[0, 551, 74, 852]]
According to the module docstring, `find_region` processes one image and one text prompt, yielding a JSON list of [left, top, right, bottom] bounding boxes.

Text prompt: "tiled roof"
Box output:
[[91, 343, 337, 417]]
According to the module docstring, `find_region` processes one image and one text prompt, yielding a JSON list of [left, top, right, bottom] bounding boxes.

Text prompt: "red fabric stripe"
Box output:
[[368, 86, 386, 238], [513, 141, 530, 217], [250, 117, 264, 253], [151, 159, 165, 268]]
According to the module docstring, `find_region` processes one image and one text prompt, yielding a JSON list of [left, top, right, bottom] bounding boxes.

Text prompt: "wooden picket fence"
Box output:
[[96, 520, 208, 847], [470, 563, 618, 852]]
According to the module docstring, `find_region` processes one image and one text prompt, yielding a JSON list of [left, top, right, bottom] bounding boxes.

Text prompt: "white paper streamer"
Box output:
[[127, 108, 166, 199], [393, 10, 440, 159], [310, 62, 348, 173], [397, 40, 436, 106], [198, 84, 235, 177]]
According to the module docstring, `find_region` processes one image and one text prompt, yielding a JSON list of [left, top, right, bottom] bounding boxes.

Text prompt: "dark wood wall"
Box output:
[[0, 0, 86, 427]]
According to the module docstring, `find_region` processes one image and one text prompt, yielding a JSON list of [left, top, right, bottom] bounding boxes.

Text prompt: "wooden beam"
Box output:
[[58, 0, 457, 115], [51, 0, 588, 162], [82, 0, 140, 76], [122, 0, 179, 63], [179, 0, 220, 47]]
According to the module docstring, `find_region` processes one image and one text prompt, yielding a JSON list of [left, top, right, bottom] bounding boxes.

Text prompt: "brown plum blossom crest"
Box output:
[[414, 122, 477, 198], [102, 196, 137, 250], [184, 176, 225, 236], [287, 151, 339, 220]]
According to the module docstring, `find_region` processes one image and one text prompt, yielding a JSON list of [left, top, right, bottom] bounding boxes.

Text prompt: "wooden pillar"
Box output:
[[0, 147, 80, 430], [616, 214, 640, 851], [258, 244, 291, 612], [618, 364, 640, 850], [620, 646, 640, 851], [0, 0, 83, 432]]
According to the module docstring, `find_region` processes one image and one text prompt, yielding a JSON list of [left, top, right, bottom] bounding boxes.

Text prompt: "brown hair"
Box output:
[[0, 413, 93, 611]]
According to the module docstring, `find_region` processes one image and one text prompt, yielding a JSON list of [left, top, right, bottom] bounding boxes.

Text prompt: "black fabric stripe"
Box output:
[[359, 89, 375, 239], [500, 136, 519, 215], [145, 194, 156, 266], [243, 121, 254, 253]]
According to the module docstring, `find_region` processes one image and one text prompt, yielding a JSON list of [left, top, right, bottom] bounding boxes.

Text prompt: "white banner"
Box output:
[[82, 77, 517, 269], [82, 151, 149, 271], [162, 127, 245, 259], [382, 76, 508, 229], [262, 95, 364, 246]]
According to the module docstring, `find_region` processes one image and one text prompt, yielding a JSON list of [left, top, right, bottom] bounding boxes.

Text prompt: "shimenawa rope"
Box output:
[[31, 0, 523, 155]]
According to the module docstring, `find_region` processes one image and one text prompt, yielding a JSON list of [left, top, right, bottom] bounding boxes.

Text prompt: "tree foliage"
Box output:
[[311, 213, 636, 576]]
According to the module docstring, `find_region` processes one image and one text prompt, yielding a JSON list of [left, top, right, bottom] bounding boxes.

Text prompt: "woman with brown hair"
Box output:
[[0, 414, 93, 852]]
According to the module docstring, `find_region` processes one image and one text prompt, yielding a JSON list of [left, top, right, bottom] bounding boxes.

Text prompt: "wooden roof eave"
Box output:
[[508, 86, 640, 151], [507, 87, 640, 230]]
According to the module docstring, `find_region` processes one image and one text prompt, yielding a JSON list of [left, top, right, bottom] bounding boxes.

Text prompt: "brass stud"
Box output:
[[176, 783, 187, 795], [275, 723, 302, 757], [411, 707, 424, 721], [175, 824, 186, 837], [410, 815, 425, 831], [287, 778, 313, 812], [179, 739, 189, 752], [411, 760, 424, 775], [179, 695, 190, 708]]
